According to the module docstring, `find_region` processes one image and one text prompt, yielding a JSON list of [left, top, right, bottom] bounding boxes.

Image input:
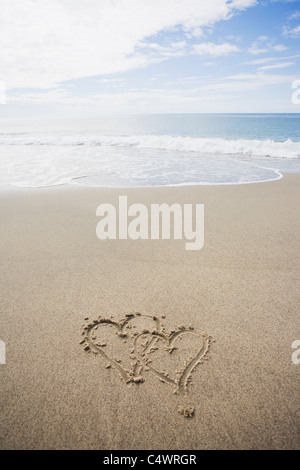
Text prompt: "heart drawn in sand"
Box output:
[[81, 313, 215, 418], [133, 329, 212, 394], [80, 313, 162, 384], [81, 313, 214, 393]]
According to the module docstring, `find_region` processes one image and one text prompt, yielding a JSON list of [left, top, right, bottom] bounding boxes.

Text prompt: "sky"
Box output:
[[0, 0, 300, 116]]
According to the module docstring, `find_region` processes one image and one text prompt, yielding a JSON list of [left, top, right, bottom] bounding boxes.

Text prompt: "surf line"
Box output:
[[96, 196, 204, 251]]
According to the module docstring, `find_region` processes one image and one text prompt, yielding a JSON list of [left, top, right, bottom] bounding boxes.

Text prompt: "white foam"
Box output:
[[0, 134, 299, 159], [0, 144, 296, 188]]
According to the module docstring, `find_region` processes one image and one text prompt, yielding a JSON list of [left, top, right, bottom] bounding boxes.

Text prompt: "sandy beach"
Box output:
[[0, 175, 299, 450]]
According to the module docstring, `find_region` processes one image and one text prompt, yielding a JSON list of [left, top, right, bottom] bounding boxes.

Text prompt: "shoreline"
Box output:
[[0, 169, 291, 194], [0, 174, 299, 450]]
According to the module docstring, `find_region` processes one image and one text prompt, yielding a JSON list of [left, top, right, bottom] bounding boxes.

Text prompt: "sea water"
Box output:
[[0, 114, 299, 187]]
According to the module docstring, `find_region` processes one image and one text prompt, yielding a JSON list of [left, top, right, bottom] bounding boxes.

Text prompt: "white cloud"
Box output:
[[97, 78, 125, 88], [272, 44, 288, 52], [288, 11, 300, 20], [282, 7, 300, 37], [248, 36, 288, 55], [0, 0, 257, 90], [8, 70, 296, 114], [98, 78, 124, 83], [258, 62, 294, 71], [282, 24, 300, 37], [137, 40, 187, 58], [219, 72, 296, 91], [244, 54, 300, 65], [193, 42, 240, 56]]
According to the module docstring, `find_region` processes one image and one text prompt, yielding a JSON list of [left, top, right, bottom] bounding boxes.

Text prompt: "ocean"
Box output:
[[0, 114, 299, 188]]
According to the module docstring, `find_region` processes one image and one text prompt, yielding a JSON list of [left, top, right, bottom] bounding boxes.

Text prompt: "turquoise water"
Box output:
[[0, 114, 299, 187]]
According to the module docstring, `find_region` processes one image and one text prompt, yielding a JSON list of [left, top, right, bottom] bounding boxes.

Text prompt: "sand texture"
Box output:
[[0, 175, 299, 450]]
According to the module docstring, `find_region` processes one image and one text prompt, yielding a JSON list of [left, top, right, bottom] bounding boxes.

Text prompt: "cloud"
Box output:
[[282, 24, 300, 37], [192, 42, 240, 56], [97, 78, 125, 88], [248, 36, 288, 55], [8, 70, 296, 114], [0, 0, 257, 90], [282, 8, 300, 37], [258, 62, 294, 71], [288, 11, 300, 20], [137, 40, 188, 58], [200, 71, 296, 94], [244, 54, 300, 65]]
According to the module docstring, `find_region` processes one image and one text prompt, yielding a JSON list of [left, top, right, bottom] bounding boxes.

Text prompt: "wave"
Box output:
[[0, 134, 299, 159]]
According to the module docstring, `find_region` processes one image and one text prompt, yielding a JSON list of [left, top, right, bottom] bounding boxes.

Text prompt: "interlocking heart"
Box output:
[[80, 313, 214, 396]]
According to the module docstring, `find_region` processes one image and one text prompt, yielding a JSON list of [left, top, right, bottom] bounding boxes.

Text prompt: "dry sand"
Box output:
[[0, 175, 299, 450]]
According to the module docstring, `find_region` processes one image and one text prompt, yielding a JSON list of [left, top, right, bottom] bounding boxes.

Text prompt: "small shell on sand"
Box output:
[[106, 364, 111, 369]]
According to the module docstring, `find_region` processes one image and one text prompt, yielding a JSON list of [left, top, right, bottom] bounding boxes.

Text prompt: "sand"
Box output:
[[0, 175, 299, 450]]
